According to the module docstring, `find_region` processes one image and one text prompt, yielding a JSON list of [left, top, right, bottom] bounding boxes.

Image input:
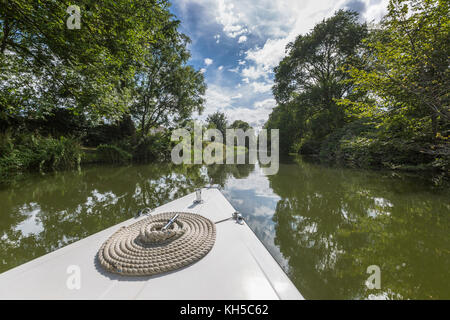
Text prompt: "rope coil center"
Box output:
[[138, 220, 185, 245], [97, 212, 216, 276]]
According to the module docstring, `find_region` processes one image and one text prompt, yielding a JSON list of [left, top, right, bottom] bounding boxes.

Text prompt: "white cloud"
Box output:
[[254, 98, 276, 109], [181, 0, 388, 80], [241, 65, 266, 80], [215, 0, 249, 38], [245, 39, 286, 73], [238, 35, 247, 43], [200, 68, 207, 73], [180, 0, 390, 128], [251, 81, 273, 93], [198, 84, 275, 128], [228, 66, 240, 74], [202, 84, 233, 116], [241, 0, 389, 77], [179, 0, 388, 45], [218, 65, 223, 70], [226, 98, 276, 128]]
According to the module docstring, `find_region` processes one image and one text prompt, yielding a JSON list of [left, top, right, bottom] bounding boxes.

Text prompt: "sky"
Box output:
[[170, 0, 389, 129]]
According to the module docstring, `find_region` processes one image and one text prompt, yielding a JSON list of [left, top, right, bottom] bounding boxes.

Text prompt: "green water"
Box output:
[[0, 157, 448, 299]]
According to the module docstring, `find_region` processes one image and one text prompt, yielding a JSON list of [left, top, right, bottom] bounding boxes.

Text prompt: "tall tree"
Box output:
[[270, 10, 368, 152], [206, 112, 228, 137], [229, 120, 252, 131], [131, 21, 206, 137], [0, 0, 174, 120], [265, 101, 304, 154], [341, 0, 449, 138]]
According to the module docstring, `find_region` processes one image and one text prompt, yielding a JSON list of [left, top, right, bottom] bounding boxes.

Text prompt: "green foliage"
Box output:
[[83, 115, 136, 148], [267, 2, 449, 172], [268, 10, 368, 149], [206, 112, 228, 137], [96, 144, 132, 164], [299, 139, 322, 155], [133, 133, 173, 162], [0, 0, 177, 120], [319, 118, 448, 170], [0, 133, 81, 183], [0, 1, 205, 175], [319, 119, 379, 161], [229, 120, 252, 131], [131, 22, 206, 136], [265, 102, 303, 154], [335, 0, 450, 170], [341, 0, 449, 126]]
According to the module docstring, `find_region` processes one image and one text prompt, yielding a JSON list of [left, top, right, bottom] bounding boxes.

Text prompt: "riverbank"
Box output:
[[1, 134, 446, 190], [0, 131, 249, 187], [293, 119, 449, 174]]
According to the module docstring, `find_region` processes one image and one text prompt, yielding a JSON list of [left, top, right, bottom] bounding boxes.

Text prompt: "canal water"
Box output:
[[0, 157, 448, 299]]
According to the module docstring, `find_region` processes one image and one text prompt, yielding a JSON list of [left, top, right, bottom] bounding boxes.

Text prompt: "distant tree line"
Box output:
[[206, 111, 252, 140]]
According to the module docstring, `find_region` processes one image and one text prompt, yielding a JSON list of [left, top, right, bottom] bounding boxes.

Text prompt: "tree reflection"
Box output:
[[0, 162, 256, 273], [0, 163, 209, 273], [269, 157, 450, 299], [0, 158, 448, 300], [206, 163, 254, 187]]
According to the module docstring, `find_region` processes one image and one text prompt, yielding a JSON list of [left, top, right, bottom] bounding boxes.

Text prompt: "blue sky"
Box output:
[[170, 0, 388, 128]]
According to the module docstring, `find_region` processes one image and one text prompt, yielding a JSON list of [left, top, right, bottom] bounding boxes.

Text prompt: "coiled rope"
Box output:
[[97, 212, 216, 276]]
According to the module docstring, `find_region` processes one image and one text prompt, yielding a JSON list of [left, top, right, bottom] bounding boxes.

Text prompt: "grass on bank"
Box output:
[[0, 131, 250, 186], [0, 132, 81, 183]]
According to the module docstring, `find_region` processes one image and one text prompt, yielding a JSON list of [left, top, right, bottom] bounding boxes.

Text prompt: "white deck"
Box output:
[[0, 188, 303, 300]]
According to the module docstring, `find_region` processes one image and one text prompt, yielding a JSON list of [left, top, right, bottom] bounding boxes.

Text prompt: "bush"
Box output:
[[0, 133, 82, 184], [318, 118, 445, 170], [96, 144, 132, 164], [83, 115, 136, 148], [299, 139, 322, 155], [319, 119, 378, 163], [133, 133, 173, 162]]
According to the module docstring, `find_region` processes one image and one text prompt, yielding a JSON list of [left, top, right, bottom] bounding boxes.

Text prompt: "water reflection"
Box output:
[[223, 158, 449, 300], [268, 158, 449, 299], [0, 163, 207, 272], [0, 158, 448, 299]]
